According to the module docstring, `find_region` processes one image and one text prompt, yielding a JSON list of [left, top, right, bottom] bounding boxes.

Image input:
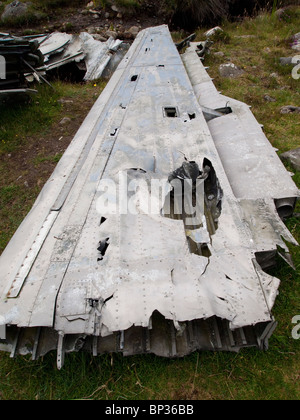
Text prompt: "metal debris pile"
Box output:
[[0, 33, 43, 101], [0, 31, 127, 102], [34, 31, 127, 81]]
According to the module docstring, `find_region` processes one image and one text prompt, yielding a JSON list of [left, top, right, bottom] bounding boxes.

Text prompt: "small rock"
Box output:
[[219, 63, 244, 78], [205, 26, 223, 38], [280, 105, 300, 114], [275, 8, 287, 18], [1, 0, 29, 21], [59, 117, 71, 125], [280, 147, 300, 172], [86, 1, 94, 8], [86, 26, 97, 34], [128, 26, 139, 37], [123, 26, 140, 40], [235, 34, 256, 39], [214, 51, 225, 57], [104, 12, 110, 19], [24, 180, 29, 188], [92, 34, 107, 42], [105, 30, 117, 39], [270, 72, 279, 78], [111, 4, 121, 13], [292, 32, 300, 51], [264, 94, 276, 102], [57, 98, 74, 104]]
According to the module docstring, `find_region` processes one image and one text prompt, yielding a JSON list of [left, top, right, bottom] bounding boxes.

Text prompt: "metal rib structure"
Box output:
[[0, 26, 298, 368]]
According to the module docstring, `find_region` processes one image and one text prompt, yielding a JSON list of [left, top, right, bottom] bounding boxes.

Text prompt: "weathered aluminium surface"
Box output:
[[0, 26, 298, 368]]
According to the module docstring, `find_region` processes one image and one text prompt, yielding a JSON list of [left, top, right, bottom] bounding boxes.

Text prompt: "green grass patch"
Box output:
[[0, 80, 105, 155], [33, 153, 63, 166], [0, 84, 63, 154], [0, 184, 39, 252]]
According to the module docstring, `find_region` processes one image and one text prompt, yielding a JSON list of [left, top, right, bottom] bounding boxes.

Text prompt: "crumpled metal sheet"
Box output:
[[35, 31, 126, 81], [0, 34, 43, 99], [0, 26, 298, 367], [79, 32, 123, 81], [0, 31, 126, 87]]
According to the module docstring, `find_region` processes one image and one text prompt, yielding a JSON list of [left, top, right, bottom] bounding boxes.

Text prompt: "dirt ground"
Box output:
[[0, 2, 170, 39], [8, 95, 100, 187]]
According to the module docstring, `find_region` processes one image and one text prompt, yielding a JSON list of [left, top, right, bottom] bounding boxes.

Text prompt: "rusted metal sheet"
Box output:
[[0, 26, 298, 368]]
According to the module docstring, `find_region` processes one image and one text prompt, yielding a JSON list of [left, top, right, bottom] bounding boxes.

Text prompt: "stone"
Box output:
[[105, 30, 117, 40], [235, 35, 256, 39], [275, 8, 287, 18], [59, 117, 71, 125], [111, 4, 121, 13], [92, 34, 107, 42], [57, 98, 74, 104], [264, 94, 276, 102], [219, 63, 244, 78], [292, 32, 300, 52], [123, 26, 140, 40], [86, 26, 97, 34], [280, 105, 300, 114], [128, 26, 139, 37], [214, 51, 225, 57], [280, 147, 300, 172], [205, 26, 223, 38], [1, 0, 29, 21]]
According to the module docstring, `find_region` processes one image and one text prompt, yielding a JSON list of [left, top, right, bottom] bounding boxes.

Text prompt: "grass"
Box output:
[[202, 9, 300, 153], [0, 9, 300, 400], [0, 80, 106, 255], [0, 80, 105, 156]]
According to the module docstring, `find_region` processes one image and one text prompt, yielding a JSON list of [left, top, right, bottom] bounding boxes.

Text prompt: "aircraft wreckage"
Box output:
[[0, 25, 298, 368]]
